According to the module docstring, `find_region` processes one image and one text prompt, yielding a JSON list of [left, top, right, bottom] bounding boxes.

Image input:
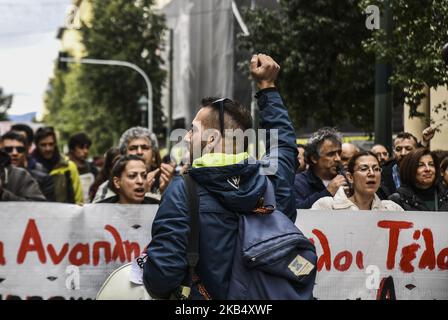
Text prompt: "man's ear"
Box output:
[[346, 171, 354, 184], [113, 176, 121, 191], [310, 155, 318, 165], [204, 129, 221, 152]]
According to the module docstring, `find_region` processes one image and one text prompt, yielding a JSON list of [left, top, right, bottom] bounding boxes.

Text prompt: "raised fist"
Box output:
[[250, 54, 280, 90]]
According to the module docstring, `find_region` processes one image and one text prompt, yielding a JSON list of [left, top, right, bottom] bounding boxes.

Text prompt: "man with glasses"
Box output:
[[1, 131, 54, 200], [370, 144, 389, 166], [0, 136, 45, 201], [93, 126, 174, 203], [32, 126, 83, 204]]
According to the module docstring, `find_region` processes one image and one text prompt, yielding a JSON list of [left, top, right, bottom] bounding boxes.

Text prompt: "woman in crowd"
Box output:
[[389, 149, 448, 211], [312, 151, 403, 211], [98, 155, 159, 204], [89, 147, 121, 202]]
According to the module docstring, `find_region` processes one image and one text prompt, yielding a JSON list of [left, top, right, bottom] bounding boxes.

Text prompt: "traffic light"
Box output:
[[57, 51, 69, 71]]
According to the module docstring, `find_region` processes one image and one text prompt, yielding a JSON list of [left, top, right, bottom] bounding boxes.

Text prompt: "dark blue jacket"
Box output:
[[143, 89, 298, 299], [294, 169, 331, 209]]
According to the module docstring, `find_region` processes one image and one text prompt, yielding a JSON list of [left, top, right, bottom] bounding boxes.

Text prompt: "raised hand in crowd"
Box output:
[[327, 175, 348, 196], [159, 162, 175, 193], [250, 53, 280, 89], [421, 126, 437, 147]]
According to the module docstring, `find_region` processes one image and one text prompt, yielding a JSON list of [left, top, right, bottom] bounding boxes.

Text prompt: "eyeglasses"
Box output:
[[355, 165, 382, 174], [2, 146, 26, 154], [128, 144, 151, 152], [211, 98, 233, 136]]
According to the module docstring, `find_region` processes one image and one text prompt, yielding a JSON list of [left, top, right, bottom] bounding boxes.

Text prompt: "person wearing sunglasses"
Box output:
[[312, 151, 403, 211], [31, 126, 83, 204], [0, 145, 45, 202], [1, 130, 54, 201], [144, 54, 303, 299], [389, 149, 448, 211]]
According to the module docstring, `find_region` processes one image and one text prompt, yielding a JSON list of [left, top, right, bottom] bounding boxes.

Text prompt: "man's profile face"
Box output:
[[341, 143, 357, 171], [37, 135, 56, 160], [393, 138, 416, 163], [297, 147, 306, 172], [2, 139, 27, 167], [371, 144, 389, 165], [313, 139, 342, 180], [72, 145, 89, 162], [185, 107, 215, 162]]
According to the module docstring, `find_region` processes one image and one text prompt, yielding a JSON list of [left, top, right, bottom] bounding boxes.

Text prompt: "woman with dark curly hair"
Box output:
[[389, 149, 448, 211]]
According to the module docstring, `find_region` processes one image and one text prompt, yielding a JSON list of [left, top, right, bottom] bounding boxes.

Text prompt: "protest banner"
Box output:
[[0, 203, 446, 300]]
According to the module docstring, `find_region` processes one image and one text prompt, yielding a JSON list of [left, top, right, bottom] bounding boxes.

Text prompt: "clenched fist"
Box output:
[[250, 54, 280, 90]]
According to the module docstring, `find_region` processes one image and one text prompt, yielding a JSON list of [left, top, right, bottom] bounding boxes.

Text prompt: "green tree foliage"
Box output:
[[0, 87, 13, 121], [44, 0, 166, 155], [239, 0, 376, 131], [361, 0, 448, 124]]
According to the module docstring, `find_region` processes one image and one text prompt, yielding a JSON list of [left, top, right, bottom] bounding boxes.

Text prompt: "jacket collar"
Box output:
[[192, 152, 250, 168], [331, 187, 383, 210]]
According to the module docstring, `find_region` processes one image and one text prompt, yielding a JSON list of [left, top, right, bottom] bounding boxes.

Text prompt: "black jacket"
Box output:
[[294, 168, 331, 209], [388, 183, 448, 211], [0, 150, 46, 202], [377, 158, 398, 200], [27, 157, 55, 201]]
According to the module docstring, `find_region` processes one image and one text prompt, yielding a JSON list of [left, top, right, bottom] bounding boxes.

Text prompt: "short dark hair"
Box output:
[[304, 127, 342, 166], [34, 126, 57, 145], [441, 157, 448, 174], [108, 154, 146, 194], [347, 151, 380, 174], [11, 124, 34, 146], [1, 130, 27, 147], [200, 97, 253, 152], [399, 148, 440, 188], [69, 133, 92, 151], [200, 97, 253, 133], [394, 132, 418, 146]]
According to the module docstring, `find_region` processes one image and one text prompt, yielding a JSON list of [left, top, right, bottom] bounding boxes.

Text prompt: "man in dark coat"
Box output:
[[294, 127, 347, 209], [143, 54, 300, 299]]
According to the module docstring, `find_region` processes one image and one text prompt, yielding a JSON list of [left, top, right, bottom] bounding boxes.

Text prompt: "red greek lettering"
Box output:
[[93, 241, 112, 266], [418, 229, 436, 270], [437, 248, 448, 270], [17, 219, 46, 264], [399, 243, 420, 273], [47, 244, 69, 265], [334, 251, 353, 272], [68, 243, 90, 266], [377, 220, 413, 270], [105, 225, 126, 262], [0, 242, 5, 265], [312, 229, 331, 271]]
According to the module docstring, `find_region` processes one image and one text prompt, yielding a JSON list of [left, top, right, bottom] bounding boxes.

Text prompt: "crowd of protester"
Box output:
[[0, 121, 447, 212]]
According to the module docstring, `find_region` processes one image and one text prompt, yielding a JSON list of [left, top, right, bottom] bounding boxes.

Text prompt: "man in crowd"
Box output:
[[144, 54, 299, 299], [0, 149, 45, 201], [93, 126, 175, 203], [11, 123, 35, 152], [1, 131, 54, 200], [294, 127, 347, 209], [340, 142, 359, 171], [371, 144, 389, 166], [68, 133, 98, 203], [296, 143, 307, 173], [377, 131, 430, 199], [32, 127, 83, 204]]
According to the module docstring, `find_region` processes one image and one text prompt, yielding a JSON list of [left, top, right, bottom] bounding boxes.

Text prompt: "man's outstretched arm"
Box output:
[[251, 54, 298, 221]]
